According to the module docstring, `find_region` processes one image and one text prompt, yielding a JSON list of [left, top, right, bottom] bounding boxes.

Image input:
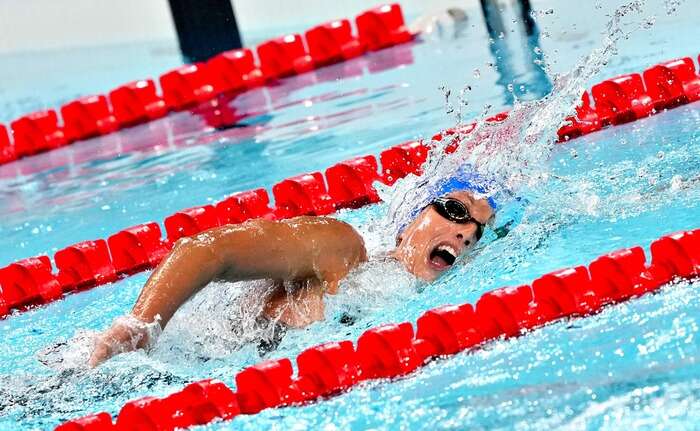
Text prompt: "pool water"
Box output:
[[1, 0, 700, 429]]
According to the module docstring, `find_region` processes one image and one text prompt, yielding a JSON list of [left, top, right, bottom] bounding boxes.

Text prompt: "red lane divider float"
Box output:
[[215, 189, 275, 224], [159, 64, 216, 111], [10, 110, 67, 158], [55, 228, 700, 430], [54, 240, 118, 292], [60, 95, 118, 142], [325, 155, 381, 209], [643, 57, 700, 110], [257, 34, 315, 79], [0, 124, 14, 164], [0, 256, 62, 314], [272, 172, 336, 218], [206, 49, 265, 95], [0, 3, 415, 166], [356, 3, 414, 51], [108, 80, 169, 127], [305, 19, 365, 67], [107, 223, 169, 276], [3, 53, 700, 319], [164, 205, 221, 243]]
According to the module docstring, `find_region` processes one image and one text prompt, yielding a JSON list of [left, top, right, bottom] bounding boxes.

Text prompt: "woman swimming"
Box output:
[[88, 183, 494, 367]]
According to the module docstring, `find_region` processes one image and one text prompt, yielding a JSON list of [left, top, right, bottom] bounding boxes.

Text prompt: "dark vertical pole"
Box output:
[[479, 0, 506, 39], [168, 0, 243, 63], [516, 0, 536, 36], [479, 0, 552, 104]]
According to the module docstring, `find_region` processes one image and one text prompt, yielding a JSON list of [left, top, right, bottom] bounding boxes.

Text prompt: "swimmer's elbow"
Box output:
[[327, 219, 368, 264], [347, 226, 368, 262]]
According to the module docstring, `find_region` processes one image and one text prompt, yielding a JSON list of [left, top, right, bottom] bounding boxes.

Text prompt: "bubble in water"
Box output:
[[642, 16, 656, 29], [657, 151, 665, 159], [533, 46, 543, 55], [473, 69, 481, 79], [665, 0, 684, 14], [670, 175, 683, 191]]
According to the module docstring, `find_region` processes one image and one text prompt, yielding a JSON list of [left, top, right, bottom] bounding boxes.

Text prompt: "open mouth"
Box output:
[[429, 244, 457, 270]]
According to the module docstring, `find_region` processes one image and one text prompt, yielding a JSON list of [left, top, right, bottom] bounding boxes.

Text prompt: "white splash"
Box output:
[[371, 0, 680, 246]]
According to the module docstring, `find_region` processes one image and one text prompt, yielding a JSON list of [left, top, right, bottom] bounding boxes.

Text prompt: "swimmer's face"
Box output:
[[392, 191, 494, 281]]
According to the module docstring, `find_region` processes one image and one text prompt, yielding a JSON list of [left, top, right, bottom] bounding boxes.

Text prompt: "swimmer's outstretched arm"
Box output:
[[89, 217, 367, 367]]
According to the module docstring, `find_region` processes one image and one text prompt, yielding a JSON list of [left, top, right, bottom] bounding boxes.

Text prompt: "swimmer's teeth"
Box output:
[[438, 245, 457, 258]]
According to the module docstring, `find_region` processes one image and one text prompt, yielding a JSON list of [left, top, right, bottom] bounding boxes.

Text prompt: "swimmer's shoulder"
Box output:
[[210, 216, 367, 261], [283, 216, 367, 260]]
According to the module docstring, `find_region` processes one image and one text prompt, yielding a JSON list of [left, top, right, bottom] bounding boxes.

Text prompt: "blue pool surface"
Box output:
[[1, 0, 700, 429]]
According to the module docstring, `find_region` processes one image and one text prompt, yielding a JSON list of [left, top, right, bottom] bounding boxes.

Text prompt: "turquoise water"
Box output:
[[1, 1, 700, 429]]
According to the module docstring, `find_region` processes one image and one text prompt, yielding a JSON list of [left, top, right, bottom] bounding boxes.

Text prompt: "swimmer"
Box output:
[[88, 181, 494, 367]]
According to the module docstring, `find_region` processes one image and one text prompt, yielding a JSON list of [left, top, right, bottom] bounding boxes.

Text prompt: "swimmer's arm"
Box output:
[[89, 217, 366, 367], [131, 216, 367, 326]]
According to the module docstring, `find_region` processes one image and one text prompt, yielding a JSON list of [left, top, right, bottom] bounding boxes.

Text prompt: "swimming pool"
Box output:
[[2, 0, 700, 429]]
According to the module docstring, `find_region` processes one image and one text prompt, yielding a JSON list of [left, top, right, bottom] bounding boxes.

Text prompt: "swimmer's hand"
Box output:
[[88, 315, 158, 367]]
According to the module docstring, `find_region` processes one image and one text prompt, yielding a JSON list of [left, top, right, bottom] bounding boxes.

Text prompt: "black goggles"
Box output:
[[430, 197, 485, 240]]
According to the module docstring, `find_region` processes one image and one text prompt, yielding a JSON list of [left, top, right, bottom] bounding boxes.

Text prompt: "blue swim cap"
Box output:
[[432, 172, 499, 210], [398, 166, 502, 233], [393, 163, 526, 244]]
